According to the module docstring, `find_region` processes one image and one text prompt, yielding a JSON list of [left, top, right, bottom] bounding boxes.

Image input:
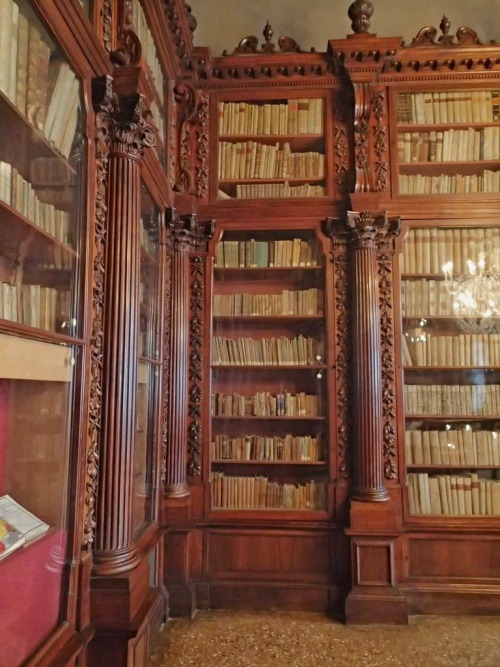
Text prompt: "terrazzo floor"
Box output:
[[148, 610, 500, 666]]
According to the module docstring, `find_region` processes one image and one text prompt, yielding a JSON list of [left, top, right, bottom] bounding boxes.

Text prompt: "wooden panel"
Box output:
[[209, 582, 336, 612], [408, 537, 500, 580], [357, 542, 392, 586], [206, 529, 332, 583]]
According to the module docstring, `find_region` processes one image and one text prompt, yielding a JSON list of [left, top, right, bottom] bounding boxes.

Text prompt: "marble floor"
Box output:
[[149, 610, 500, 666]]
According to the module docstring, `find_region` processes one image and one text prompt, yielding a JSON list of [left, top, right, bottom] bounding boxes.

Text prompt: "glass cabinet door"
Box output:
[[133, 185, 160, 536], [0, 0, 86, 662]]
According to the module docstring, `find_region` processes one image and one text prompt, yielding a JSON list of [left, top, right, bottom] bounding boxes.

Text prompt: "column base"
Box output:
[[345, 585, 408, 624], [92, 543, 140, 576], [165, 481, 190, 499]]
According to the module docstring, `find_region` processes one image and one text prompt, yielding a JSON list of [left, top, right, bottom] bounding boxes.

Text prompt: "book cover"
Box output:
[[0, 494, 49, 552]]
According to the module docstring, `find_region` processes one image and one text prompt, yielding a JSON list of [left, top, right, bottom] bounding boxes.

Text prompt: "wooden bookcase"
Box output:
[[399, 223, 500, 517], [393, 88, 500, 196], [209, 226, 331, 514], [215, 95, 329, 200]]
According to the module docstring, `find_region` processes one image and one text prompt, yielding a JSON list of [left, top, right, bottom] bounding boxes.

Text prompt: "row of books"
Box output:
[[215, 238, 321, 268], [399, 170, 500, 195], [405, 384, 500, 417], [217, 98, 324, 136], [0, 0, 78, 159], [211, 391, 320, 417], [232, 183, 326, 199], [398, 127, 500, 164], [0, 161, 71, 246], [218, 141, 325, 180], [0, 0, 80, 159], [212, 335, 321, 366], [211, 472, 327, 510], [408, 473, 500, 516], [213, 289, 323, 317], [131, 0, 164, 104], [210, 434, 323, 462], [0, 282, 71, 331], [402, 331, 500, 367], [401, 280, 458, 317], [401, 227, 500, 276], [396, 90, 500, 125], [405, 429, 500, 466]]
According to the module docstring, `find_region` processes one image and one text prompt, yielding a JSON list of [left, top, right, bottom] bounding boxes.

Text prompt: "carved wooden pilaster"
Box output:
[[346, 210, 392, 502], [91, 76, 155, 575], [173, 82, 199, 195], [164, 212, 200, 497]]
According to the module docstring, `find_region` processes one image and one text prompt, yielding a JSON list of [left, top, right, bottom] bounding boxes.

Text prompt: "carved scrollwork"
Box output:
[[348, 0, 374, 34], [225, 22, 303, 56], [174, 83, 199, 194], [110, 30, 142, 67], [377, 218, 401, 479], [102, 0, 113, 51], [85, 80, 113, 546], [372, 90, 388, 192], [410, 16, 482, 47]]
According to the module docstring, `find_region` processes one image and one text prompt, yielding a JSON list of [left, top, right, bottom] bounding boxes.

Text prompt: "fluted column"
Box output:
[[347, 210, 390, 501], [92, 77, 155, 574], [164, 212, 199, 498]]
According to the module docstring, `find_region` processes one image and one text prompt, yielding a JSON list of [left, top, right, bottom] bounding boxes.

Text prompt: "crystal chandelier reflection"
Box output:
[[443, 253, 500, 323]]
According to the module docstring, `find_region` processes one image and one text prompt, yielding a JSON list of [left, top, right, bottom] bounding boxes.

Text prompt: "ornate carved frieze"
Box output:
[[324, 219, 352, 479], [353, 82, 371, 192], [161, 252, 172, 483], [173, 82, 198, 194], [195, 94, 209, 199], [187, 255, 204, 477], [377, 218, 401, 480], [84, 79, 115, 547], [102, 0, 113, 52], [372, 90, 388, 192]]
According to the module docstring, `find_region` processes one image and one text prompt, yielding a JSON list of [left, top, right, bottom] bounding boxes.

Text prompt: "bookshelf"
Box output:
[[133, 187, 161, 535], [400, 224, 500, 518], [209, 227, 330, 513], [393, 89, 500, 195], [0, 0, 86, 662], [215, 96, 329, 200]]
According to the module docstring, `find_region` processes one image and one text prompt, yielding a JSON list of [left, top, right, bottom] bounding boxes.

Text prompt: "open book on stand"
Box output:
[[0, 495, 49, 560]]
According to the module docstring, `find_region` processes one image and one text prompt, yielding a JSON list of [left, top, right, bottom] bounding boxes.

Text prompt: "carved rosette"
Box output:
[[372, 90, 388, 192], [174, 83, 199, 194], [353, 83, 372, 192], [346, 210, 391, 501], [195, 94, 209, 199], [377, 218, 401, 479]]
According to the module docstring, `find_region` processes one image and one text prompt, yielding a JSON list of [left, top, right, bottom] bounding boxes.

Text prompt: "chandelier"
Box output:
[[442, 253, 500, 325]]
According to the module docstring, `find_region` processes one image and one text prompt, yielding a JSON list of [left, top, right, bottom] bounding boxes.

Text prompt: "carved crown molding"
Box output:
[[410, 16, 482, 48]]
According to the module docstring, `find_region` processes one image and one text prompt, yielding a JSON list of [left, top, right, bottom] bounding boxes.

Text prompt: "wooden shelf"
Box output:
[[211, 459, 327, 465], [212, 415, 326, 420]]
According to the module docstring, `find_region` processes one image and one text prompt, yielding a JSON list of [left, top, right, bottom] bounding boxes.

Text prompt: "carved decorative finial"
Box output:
[[262, 21, 275, 52], [439, 15, 451, 37], [348, 0, 374, 34]]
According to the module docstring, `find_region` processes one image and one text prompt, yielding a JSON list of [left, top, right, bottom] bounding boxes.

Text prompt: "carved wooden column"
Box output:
[[164, 211, 198, 498], [347, 210, 389, 501], [92, 77, 155, 575]]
